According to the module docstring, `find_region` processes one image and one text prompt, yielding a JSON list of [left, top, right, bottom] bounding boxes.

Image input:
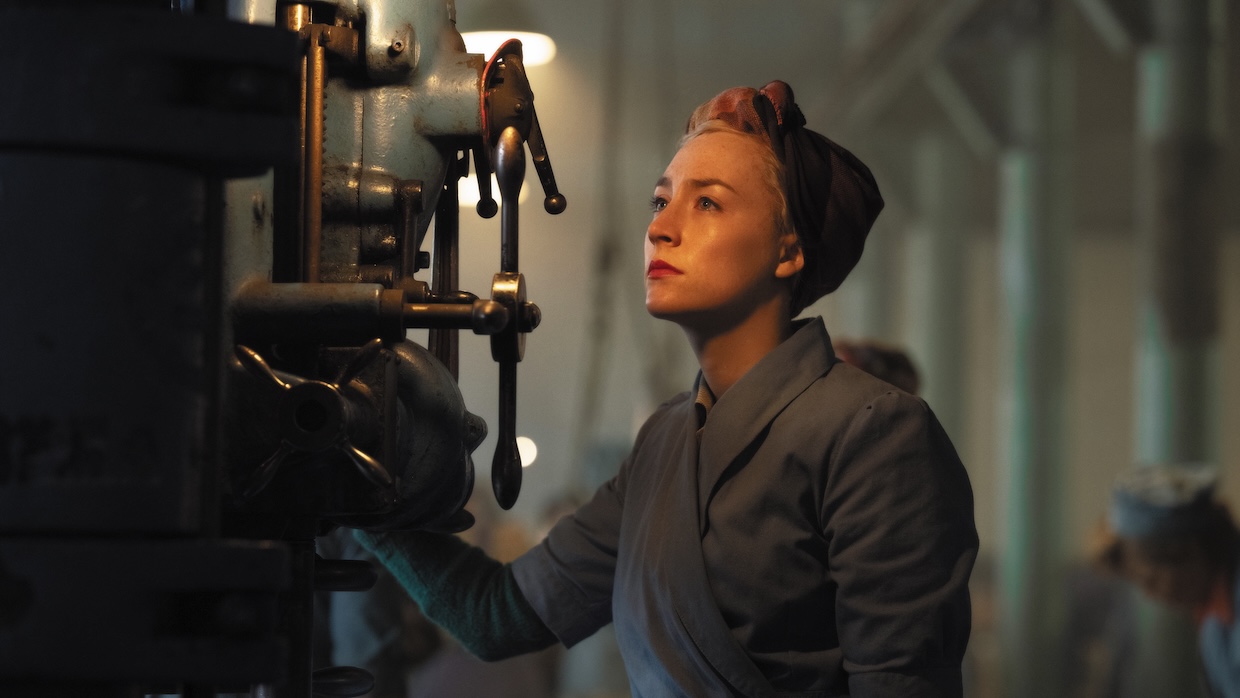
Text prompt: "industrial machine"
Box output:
[[0, 0, 565, 695]]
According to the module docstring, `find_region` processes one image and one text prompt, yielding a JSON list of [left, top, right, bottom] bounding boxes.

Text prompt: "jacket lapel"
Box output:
[[697, 318, 837, 526], [658, 397, 774, 697], [656, 318, 838, 698]]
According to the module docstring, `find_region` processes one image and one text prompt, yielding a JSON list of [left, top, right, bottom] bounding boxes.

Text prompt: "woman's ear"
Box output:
[[775, 232, 804, 280]]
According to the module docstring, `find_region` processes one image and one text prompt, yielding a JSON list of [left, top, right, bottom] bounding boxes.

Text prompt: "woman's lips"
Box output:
[[647, 259, 682, 278]]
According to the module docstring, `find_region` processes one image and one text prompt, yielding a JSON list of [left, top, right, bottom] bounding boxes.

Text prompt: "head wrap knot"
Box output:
[[686, 80, 884, 313]]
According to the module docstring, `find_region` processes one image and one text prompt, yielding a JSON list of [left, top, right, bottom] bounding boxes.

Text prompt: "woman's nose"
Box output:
[[647, 204, 679, 246]]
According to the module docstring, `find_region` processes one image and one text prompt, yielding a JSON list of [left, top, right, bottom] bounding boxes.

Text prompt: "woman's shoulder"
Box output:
[[786, 360, 946, 455], [634, 390, 694, 438], [654, 390, 694, 412], [811, 359, 926, 412]]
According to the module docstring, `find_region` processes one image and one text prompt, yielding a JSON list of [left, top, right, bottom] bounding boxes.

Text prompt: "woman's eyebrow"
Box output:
[[652, 176, 739, 194]]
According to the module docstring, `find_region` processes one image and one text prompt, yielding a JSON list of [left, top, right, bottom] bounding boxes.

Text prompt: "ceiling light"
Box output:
[[516, 436, 538, 467], [457, 0, 557, 66]]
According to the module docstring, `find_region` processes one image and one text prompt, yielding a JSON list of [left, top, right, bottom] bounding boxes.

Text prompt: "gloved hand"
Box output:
[[353, 528, 557, 661]]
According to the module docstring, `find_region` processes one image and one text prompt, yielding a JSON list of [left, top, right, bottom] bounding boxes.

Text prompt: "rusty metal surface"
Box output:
[[304, 30, 328, 282], [233, 281, 405, 344], [359, 0, 418, 81], [285, 3, 311, 31], [428, 161, 464, 378]]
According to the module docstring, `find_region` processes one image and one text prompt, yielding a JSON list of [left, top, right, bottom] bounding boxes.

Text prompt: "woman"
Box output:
[[1093, 464, 1240, 697], [357, 81, 977, 697]]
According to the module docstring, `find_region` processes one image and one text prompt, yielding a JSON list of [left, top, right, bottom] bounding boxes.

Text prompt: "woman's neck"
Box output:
[[683, 299, 794, 397]]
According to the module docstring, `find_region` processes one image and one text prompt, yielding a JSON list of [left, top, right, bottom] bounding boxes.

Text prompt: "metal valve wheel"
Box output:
[[233, 339, 393, 500]]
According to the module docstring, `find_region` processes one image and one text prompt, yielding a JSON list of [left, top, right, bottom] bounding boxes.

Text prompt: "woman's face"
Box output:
[[644, 130, 802, 328], [1124, 541, 1217, 611]]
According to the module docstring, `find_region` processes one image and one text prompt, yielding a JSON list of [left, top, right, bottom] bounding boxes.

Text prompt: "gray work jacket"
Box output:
[[512, 318, 977, 697]]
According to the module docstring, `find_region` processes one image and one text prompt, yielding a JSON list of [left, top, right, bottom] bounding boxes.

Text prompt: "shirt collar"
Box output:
[[694, 378, 716, 429]]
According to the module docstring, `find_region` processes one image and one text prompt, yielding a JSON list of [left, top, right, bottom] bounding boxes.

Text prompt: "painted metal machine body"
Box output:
[[0, 0, 564, 695]]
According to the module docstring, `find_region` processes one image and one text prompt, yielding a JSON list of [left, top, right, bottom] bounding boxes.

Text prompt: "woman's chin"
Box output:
[[644, 297, 685, 321], [646, 304, 671, 319]]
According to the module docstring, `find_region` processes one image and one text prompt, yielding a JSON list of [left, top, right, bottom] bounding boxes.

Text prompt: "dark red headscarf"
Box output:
[[686, 80, 884, 313]]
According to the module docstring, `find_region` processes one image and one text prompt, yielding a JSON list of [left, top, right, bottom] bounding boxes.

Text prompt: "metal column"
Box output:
[[830, 1, 899, 342], [836, 214, 900, 341], [996, 5, 1073, 697], [902, 132, 968, 435], [1130, 0, 1221, 695]]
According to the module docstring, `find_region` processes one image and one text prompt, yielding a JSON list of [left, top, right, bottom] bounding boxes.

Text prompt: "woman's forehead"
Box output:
[[659, 131, 768, 184]]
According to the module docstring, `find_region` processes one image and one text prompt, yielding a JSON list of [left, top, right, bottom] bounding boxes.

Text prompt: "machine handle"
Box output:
[[491, 360, 522, 510], [486, 126, 529, 509], [475, 40, 564, 509], [526, 110, 566, 214], [496, 126, 524, 273], [233, 342, 394, 499], [472, 141, 498, 219], [480, 40, 567, 217]]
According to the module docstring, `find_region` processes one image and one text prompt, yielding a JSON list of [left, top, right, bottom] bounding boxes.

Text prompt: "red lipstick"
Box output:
[[647, 259, 682, 278]]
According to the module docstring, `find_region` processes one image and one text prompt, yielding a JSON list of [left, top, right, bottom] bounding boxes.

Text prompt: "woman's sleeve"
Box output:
[[509, 470, 626, 647], [822, 389, 978, 698], [354, 528, 557, 661]]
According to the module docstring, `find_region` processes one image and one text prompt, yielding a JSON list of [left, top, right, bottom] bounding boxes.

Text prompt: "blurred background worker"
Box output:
[[1092, 464, 1240, 698], [832, 338, 921, 396]]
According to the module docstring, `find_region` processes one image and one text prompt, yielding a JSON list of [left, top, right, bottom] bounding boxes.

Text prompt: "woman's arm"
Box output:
[[354, 529, 557, 661], [824, 389, 978, 698]]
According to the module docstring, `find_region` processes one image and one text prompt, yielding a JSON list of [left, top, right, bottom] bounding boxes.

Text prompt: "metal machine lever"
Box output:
[[489, 127, 526, 510], [472, 142, 499, 219], [481, 39, 568, 216], [476, 39, 565, 509], [407, 298, 509, 333], [496, 127, 523, 273], [525, 110, 566, 214]]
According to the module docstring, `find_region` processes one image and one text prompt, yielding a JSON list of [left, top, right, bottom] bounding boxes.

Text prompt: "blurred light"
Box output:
[[457, 173, 529, 208], [456, 0, 557, 67], [461, 30, 557, 67], [516, 436, 538, 468]]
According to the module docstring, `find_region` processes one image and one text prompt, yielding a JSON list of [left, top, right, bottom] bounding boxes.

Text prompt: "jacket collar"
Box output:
[[655, 317, 837, 697], [695, 317, 837, 527]]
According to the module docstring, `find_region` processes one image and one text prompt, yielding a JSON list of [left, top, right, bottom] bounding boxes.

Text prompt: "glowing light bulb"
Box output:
[[461, 31, 557, 66], [516, 436, 538, 468]]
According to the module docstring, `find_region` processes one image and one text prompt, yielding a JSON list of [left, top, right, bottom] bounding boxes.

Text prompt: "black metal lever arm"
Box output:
[[472, 40, 564, 510], [488, 127, 528, 510], [478, 39, 568, 216]]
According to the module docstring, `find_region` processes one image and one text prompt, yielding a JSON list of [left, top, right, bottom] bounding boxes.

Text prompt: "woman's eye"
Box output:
[[649, 196, 667, 213], [698, 197, 717, 210]]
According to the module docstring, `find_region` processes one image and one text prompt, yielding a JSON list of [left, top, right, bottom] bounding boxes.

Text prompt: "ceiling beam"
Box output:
[[818, 0, 991, 136]]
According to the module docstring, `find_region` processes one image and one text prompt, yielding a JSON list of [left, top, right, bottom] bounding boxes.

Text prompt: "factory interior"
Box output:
[[1, 0, 1238, 696]]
